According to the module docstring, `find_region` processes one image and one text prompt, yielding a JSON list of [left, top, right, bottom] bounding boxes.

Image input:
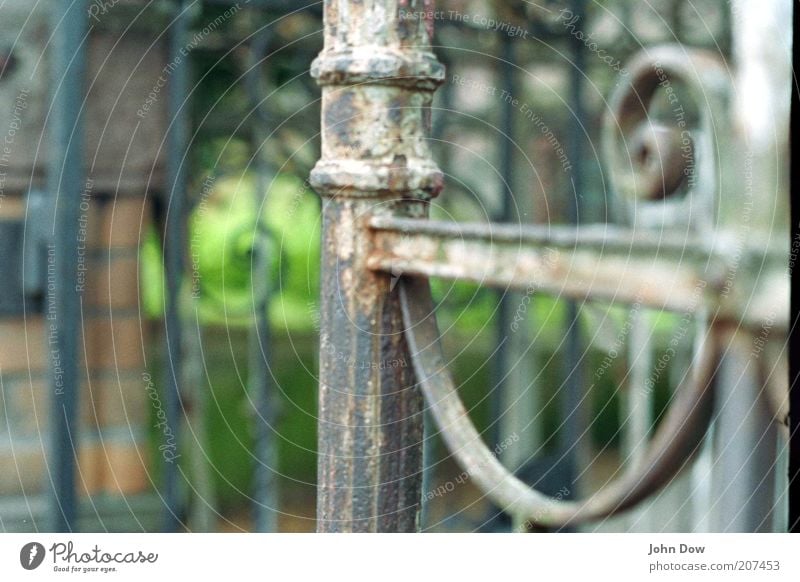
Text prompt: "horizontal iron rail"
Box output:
[[367, 216, 788, 329]]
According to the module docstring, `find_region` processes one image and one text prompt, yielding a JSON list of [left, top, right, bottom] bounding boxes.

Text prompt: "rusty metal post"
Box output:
[[309, 0, 444, 532]]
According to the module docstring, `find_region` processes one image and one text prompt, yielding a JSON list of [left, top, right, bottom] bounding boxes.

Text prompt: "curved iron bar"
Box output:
[[601, 45, 730, 231], [399, 276, 718, 528]]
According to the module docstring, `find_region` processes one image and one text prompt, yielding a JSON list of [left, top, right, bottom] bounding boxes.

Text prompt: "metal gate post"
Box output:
[[309, 1, 445, 532]]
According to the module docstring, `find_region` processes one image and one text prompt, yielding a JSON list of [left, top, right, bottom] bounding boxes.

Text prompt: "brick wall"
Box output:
[[0, 2, 168, 518], [0, 193, 153, 499]]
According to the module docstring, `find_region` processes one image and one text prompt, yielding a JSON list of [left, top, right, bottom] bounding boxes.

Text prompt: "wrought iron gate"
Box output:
[[309, 0, 790, 533]]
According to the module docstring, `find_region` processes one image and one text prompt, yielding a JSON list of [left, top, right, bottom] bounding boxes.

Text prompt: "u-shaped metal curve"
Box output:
[[399, 276, 718, 528]]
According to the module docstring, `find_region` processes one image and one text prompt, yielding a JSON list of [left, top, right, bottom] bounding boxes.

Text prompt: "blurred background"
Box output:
[[1, 0, 783, 534]]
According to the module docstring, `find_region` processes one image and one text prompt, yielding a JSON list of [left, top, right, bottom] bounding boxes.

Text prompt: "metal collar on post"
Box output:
[[309, 0, 444, 532]]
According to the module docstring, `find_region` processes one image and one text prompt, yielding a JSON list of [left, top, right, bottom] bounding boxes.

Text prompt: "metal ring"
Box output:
[[399, 276, 717, 528], [602, 45, 730, 231]]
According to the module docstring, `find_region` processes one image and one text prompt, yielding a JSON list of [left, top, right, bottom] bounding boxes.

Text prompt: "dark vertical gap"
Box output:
[[49, 0, 88, 533], [162, 0, 191, 533]]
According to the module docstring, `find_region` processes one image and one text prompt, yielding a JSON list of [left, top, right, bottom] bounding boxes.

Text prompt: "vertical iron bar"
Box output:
[[623, 309, 653, 531], [49, 0, 88, 533], [690, 316, 714, 533], [251, 99, 278, 534], [656, 337, 695, 532], [482, 30, 517, 532], [560, 0, 588, 510], [491, 29, 516, 445], [163, 0, 191, 532], [184, 316, 214, 531], [310, 0, 444, 532], [243, 23, 280, 533], [249, 169, 278, 532]]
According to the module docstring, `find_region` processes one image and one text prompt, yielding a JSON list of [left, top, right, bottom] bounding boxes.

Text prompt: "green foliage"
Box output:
[[140, 225, 166, 318], [139, 171, 320, 330], [262, 173, 321, 331], [190, 172, 263, 323], [138, 166, 693, 512]]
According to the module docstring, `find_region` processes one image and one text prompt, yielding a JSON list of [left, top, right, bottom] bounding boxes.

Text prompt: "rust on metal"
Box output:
[[309, 0, 444, 532], [308, 5, 790, 531], [367, 216, 788, 330], [602, 45, 731, 231], [398, 275, 718, 527]]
